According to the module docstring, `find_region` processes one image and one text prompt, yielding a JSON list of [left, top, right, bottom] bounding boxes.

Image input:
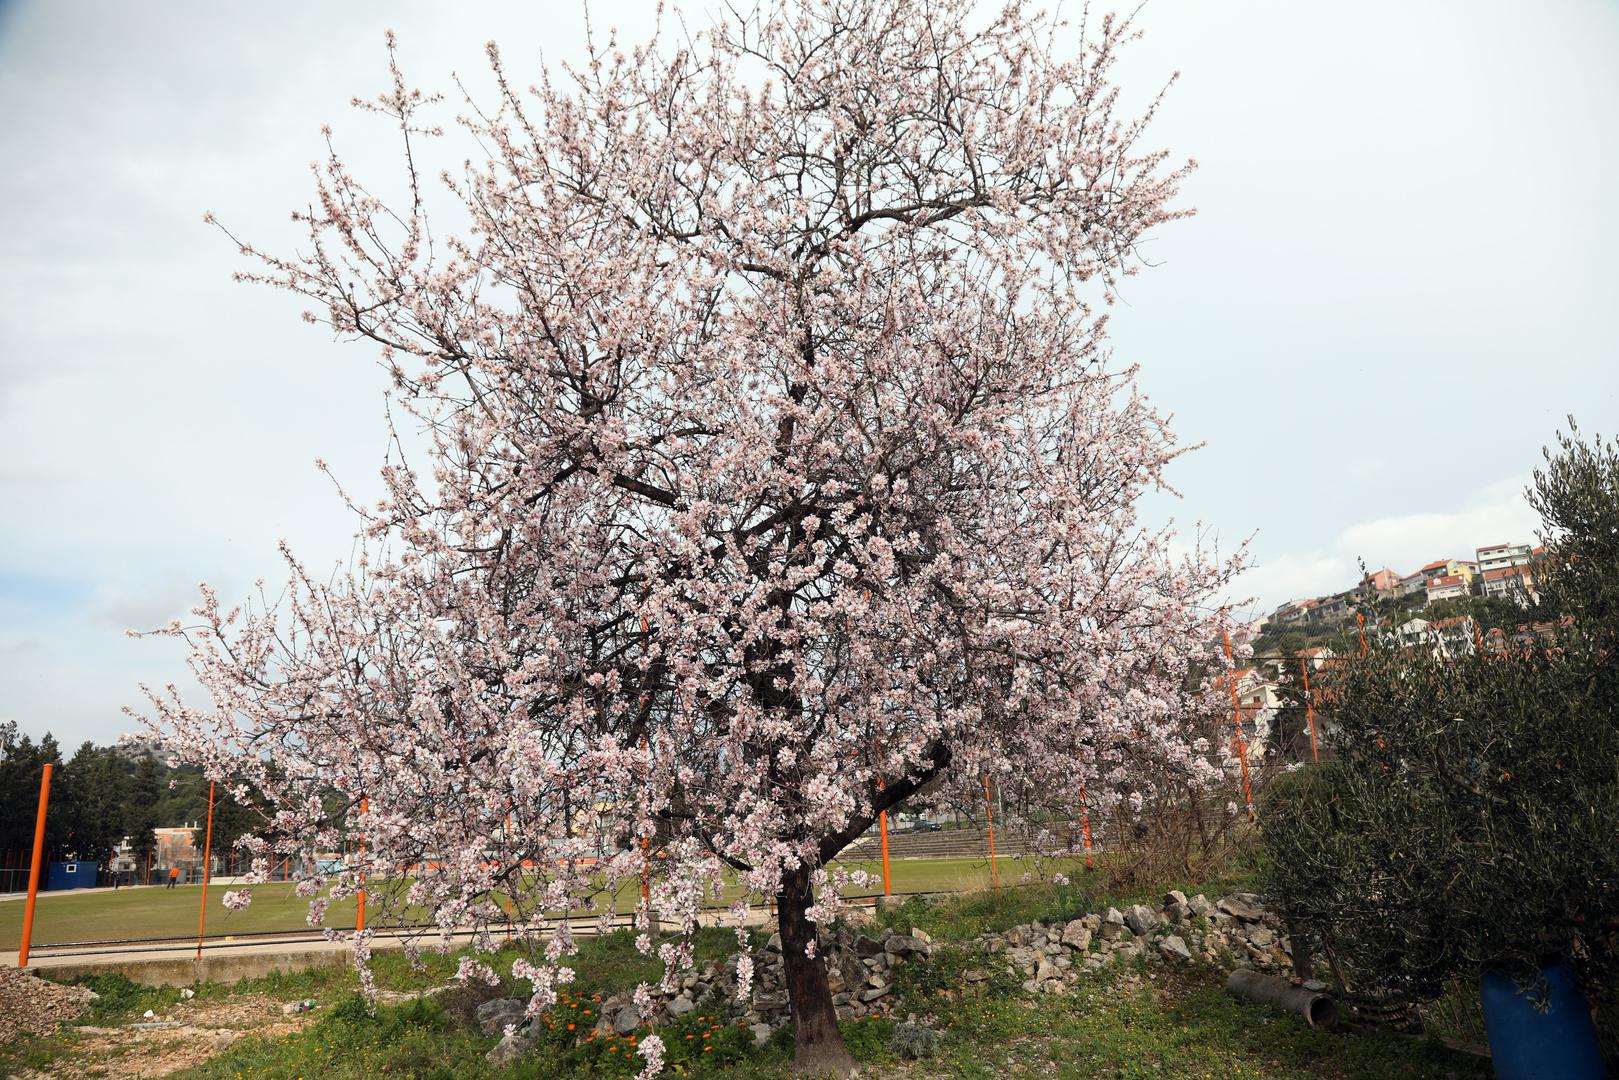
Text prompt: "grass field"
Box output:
[[0, 855, 1053, 950]]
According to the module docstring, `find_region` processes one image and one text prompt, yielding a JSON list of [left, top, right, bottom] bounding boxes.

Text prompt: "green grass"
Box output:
[[1, 855, 1061, 951], [179, 929, 797, 1080], [918, 963, 1490, 1080], [0, 881, 365, 949], [188, 994, 494, 1080]]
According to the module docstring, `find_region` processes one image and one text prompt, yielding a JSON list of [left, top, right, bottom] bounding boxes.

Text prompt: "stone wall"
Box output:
[[485, 890, 1291, 1062]]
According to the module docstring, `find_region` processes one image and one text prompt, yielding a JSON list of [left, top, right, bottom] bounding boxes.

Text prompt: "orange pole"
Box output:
[[1078, 781, 1093, 869], [1300, 658, 1320, 763], [1357, 612, 1367, 657], [867, 594, 891, 897], [1474, 619, 1485, 655], [504, 805, 514, 945], [639, 605, 653, 905], [876, 777, 892, 897], [983, 776, 997, 888], [639, 739, 651, 903], [195, 781, 216, 962], [356, 796, 367, 934], [1221, 630, 1256, 822], [17, 764, 53, 968]]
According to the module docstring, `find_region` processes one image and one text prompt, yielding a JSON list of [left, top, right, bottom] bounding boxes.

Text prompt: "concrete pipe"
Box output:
[[1225, 969, 1342, 1030]]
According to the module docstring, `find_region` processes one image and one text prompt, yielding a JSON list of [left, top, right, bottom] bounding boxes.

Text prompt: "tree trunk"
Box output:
[[776, 865, 857, 1077]]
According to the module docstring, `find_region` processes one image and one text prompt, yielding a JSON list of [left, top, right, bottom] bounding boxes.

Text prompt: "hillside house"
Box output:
[[1424, 573, 1471, 603], [1482, 564, 1538, 605], [1476, 542, 1533, 574]]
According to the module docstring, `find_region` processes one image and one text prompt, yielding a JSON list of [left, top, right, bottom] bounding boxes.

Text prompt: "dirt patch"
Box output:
[[23, 993, 312, 1079]]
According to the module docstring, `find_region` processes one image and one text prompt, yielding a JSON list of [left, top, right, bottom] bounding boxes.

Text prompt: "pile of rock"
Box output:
[[484, 924, 934, 1062], [1, 966, 98, 1041], [482, 892, 1292, 1062], [974, 890, 1293, 996]]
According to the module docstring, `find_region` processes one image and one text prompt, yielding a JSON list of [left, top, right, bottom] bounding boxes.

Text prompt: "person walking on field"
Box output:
[[166, 865, 179, 889]]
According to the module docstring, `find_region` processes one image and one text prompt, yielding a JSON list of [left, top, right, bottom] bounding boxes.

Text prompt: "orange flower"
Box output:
[[567, 1023, 575, 1031]]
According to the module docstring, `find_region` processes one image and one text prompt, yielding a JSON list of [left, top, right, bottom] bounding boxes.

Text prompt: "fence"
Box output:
[[1, 851, 35, 894]]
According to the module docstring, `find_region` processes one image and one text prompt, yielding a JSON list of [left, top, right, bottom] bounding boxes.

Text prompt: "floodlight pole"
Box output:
[[17, 764, 53, 968]]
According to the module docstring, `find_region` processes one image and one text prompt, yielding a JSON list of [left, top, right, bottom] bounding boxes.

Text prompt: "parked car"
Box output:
[[906, 820, 943, 833]]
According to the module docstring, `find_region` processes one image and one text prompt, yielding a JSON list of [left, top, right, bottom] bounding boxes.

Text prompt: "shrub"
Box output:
[[1262, 429, 1619, 1003], [888, 1020, 941, 1059], [836, 1015, 895, 1062], [1264, 636, 1619, 997]]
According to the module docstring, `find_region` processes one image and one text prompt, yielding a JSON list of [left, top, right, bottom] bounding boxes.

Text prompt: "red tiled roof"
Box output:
[[1483, 565, 1532, 581], [1427, 574, 1465, 588]]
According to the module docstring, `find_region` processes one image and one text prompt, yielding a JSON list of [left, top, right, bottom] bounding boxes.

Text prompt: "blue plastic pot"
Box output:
[[1479, 963, 1605, 1079]]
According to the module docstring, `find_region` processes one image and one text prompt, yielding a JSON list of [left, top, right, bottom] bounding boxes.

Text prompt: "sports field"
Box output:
[[0, 855, 1064, 950]]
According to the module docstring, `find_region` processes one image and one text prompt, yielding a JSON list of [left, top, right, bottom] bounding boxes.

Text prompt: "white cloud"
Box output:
[[1232, 476, 1541, 615]]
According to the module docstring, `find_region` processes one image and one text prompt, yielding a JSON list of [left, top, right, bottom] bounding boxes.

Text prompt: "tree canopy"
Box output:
[[140, 2, 1235, 1072]]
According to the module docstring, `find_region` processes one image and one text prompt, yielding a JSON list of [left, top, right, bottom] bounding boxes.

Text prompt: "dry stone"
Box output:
[[1124, 904, 1159, 935], [476, 998, 528, 1037], [486, 1030, 538, 1065], [885, 934, 929, 957], [1217, 894, 1266, 922], [1158, 936, 1193, 963]]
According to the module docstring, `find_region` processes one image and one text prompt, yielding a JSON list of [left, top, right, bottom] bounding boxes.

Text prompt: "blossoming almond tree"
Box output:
[[138, 1, 1239, 1073]]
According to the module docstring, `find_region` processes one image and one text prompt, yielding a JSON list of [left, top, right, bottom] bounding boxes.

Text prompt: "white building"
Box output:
[[1223, 669, 1279, 761], [1424, 574, 1470, 603], [1391, 616, 1478, 658], [1476, 542, 1533, 574], [1482, 564, 1537, 605]]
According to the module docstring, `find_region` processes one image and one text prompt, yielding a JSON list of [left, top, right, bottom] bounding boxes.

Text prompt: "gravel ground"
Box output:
[[0, 966, 97, 1041], [60, 995, 311, 1078]]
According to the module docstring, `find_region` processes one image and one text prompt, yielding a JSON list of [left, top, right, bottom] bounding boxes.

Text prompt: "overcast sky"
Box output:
[[2, 0, 1616, 747]]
